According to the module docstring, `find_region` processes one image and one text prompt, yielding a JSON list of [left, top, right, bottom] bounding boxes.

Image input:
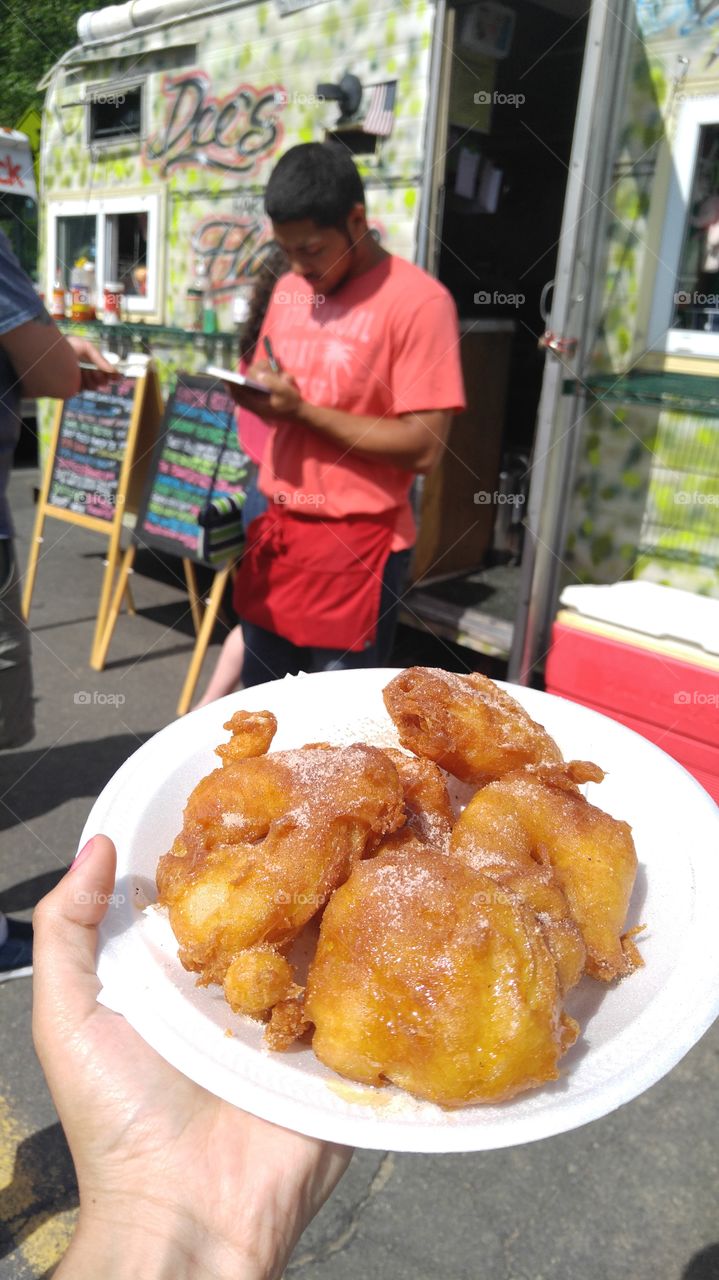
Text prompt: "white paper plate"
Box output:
[[87, 668, 719, 1153]]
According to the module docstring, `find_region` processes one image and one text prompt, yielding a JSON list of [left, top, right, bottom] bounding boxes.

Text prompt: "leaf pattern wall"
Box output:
[[564, 18, 719, 598]]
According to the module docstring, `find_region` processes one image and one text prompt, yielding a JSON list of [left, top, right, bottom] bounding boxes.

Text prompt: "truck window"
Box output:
[[48, 194, 160, 316], [88, 86, 143, 144]]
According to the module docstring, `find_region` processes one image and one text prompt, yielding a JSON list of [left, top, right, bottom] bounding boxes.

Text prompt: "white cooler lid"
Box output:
[[559, 581, 719, 657]]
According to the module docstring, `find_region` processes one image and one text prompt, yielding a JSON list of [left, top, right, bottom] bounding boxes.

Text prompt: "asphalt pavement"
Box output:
[[1, 464, 717, 1280]]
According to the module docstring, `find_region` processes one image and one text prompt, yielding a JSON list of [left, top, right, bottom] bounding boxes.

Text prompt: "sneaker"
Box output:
[[0, 917, 33, 981]]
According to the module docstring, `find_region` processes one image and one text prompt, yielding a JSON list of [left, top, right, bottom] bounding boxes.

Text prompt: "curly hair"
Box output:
[[239, 243, 290, 361]]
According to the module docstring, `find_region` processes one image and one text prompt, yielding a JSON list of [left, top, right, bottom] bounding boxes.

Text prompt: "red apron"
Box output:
[[232, 504, 396, 651]]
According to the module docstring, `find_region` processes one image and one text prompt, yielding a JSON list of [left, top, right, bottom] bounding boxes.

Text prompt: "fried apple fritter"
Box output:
[[306, 846, 578, 1107], [215, 709, 277, 764], [383, 667, 564, 784], [266, 992, 311, 1051], [448, 784, 586, 992], [452, 767, 640, 982], [376, 749, 454, 854], [156, 738, 405, 986], [223, 946, 297, 1017], [157, 670, 644, 1111]]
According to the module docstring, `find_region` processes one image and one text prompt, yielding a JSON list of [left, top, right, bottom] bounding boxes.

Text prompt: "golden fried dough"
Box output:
[[223, 946, 296, 1017], [452, 768, 640, 981], [377, 749, 454, 853], [156, 737, 405, 986], [383, 667, 564, 784], [215, 709, 277, 764], [449, 784, 586, 992], [266, 993, 311, 1051], [157, 669, 645, 1110], [306, 846, 578, 1107]]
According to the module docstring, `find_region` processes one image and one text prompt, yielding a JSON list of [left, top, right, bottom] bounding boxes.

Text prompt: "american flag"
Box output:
[[363, 81, 397, 137]]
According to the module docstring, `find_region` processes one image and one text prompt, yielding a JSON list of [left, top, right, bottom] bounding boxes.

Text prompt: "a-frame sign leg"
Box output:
[[182, 558, 203, 637], [176, 563, 233, 717], [123, 573, 136, 617], [91, 544, 137, 671]]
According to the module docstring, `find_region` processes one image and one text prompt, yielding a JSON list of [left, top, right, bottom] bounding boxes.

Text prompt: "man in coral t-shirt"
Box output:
[[226, 142, 465, 686]]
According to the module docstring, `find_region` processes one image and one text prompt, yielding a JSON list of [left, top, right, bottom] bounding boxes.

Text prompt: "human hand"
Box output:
[[66, 338, 119, 390], [225, 361, 302, 420], [32, 835, 352, 1280]]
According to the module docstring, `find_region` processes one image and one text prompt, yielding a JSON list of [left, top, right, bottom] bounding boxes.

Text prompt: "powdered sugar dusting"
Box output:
[[222, 812, 247, 827], [416, 807, 451, 849], [306, 715, 402, 750]]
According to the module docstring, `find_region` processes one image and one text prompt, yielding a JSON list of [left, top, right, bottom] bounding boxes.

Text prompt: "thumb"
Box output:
[[33, 835, 117, 1046], [94, 351, 118, 374]]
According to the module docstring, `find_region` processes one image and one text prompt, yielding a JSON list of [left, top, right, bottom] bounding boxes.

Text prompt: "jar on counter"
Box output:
[[70, 262, 96, 322], [103, 282, 124, 324], [187, 286, 203, 332], [51, 267, 66, 319]]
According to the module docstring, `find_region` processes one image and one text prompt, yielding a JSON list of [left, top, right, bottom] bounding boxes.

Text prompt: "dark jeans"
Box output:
[[240, 547, 412, 688], [0, 540, 35, 749]]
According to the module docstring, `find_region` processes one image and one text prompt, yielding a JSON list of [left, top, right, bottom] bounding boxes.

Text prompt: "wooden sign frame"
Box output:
[[21, 366, 164, 667], [93, 371, 249, 711], [93, 541, 237, 714]]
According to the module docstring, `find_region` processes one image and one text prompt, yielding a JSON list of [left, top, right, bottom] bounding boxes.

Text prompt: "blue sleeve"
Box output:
[[0, 230, 44, 336]]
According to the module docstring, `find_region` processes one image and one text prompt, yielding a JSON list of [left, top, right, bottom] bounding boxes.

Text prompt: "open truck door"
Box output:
[[411, 0, 635, 680], [507, 0, 635, 683]]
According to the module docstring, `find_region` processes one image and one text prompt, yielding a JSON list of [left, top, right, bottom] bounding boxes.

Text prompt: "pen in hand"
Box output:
[[263, 336, 280, 374]]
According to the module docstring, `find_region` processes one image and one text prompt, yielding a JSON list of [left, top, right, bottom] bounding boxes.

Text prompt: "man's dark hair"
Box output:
[[265, 142, 365, 227]]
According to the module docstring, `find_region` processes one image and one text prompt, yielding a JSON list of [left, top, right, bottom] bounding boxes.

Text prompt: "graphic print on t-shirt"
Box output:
[[270, 303, 378, 408]]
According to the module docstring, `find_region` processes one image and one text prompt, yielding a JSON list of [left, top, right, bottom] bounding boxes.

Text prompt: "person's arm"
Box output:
[[0, 309, 81, 400], [295, 399, 452, 473], [32, 835, 351, 1280], [225, 372, 452, 474], [0, 231, 113, 399], [224, 289, 464, 474]]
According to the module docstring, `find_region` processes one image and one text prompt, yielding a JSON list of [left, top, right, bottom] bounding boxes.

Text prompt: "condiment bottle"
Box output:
[[51, 267, 66, 319], [70, 261, 96, 322], [187, 259, 207, 332], [103, 281, 124, 324]]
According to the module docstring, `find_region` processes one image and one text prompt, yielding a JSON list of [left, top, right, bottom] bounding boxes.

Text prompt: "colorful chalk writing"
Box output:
[[134, 373, 249, 563], [47, 379, 137, 522]]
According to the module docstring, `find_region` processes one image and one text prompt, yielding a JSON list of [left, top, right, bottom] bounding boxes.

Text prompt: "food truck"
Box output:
[[36, 0, 719, 680]]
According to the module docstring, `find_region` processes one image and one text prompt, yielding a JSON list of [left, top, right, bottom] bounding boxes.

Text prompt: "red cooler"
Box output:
[[545, 582, 719, 805]]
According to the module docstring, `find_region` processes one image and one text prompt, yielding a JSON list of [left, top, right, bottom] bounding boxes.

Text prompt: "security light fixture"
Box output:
[[315, 73, 362, 123]]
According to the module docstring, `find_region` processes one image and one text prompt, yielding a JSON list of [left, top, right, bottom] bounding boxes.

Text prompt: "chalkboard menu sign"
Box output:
[[23, 365, 164, 667], [134, 374, 249, 564], [47, 378, 137, 522]]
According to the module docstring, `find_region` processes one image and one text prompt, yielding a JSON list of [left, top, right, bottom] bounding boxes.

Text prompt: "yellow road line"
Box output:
[[0, 1093, 77, 1277]]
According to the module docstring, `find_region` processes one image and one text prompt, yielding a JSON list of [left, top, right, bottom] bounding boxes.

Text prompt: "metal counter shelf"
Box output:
[[400, 563, 519, 660]]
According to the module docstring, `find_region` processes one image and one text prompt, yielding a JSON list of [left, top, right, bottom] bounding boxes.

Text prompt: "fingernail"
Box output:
[[71, 836, 96, 870]]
